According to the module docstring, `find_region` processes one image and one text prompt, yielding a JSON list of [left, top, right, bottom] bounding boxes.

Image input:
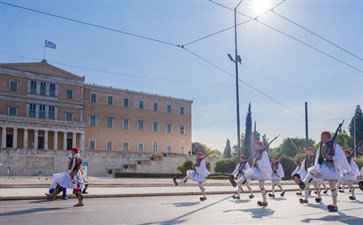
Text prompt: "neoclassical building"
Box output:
[[0, 60, 192, 155]]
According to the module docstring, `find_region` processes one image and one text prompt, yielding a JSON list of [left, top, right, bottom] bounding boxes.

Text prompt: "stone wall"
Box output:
[[0, 148, 221, 176]]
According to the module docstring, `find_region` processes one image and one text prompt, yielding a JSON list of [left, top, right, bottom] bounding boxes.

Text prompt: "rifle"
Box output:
[[318, 120, 344, 164], [193, 151, 213, 168], [252, 135, 280, 167], [347, 144, 362, 163], [272, 156, 283, 173]]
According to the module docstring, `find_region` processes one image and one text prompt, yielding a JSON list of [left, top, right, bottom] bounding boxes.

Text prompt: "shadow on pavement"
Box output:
[[301, 211, 361, 224], [138, 195, 231, 225], [173, 201, 200, 207], [224, 207, 275, 219], [0, 207, 64, 216]]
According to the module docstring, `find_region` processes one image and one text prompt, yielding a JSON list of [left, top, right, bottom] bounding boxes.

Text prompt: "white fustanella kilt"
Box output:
[[244, 168, 271, 180], [271, 173, 282, 181], [186, 170, 206, 182], [300, 169, 322, 183], [340, 172, 356, 182], [53, 170, 85, 190], [312, 162, 340, 180]]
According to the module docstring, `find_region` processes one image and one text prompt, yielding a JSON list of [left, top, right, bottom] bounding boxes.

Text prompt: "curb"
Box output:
[[0, 188, 302, 201]]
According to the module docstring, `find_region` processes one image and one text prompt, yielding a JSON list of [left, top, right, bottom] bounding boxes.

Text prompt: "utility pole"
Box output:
[[305, 102, 309, 148]]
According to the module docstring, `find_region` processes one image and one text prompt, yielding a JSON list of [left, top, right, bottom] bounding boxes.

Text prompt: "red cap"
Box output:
[[72, 147, 80, 152], [197, 152, 203, 156], [240, 155, 246, 159], [255, 140, 263, 146], [321, 131, 331, 138], [306, 147, 314, 151], [344, 149, 351, 154]]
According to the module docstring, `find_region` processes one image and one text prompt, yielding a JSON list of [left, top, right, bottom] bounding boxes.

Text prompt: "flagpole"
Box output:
[[43, 39, 46, 60]]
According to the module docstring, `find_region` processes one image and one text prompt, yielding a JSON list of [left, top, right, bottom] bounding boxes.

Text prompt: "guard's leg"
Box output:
[[62, 187, 68, 200], [233, 184, 241, 199], [82, 184, 89, 194], [269, 181, 276, 198], [246, 183, 254, 199], [276, 180, 285, 197], [322, 181, 328, 194], [198, 182, 207, 201], [45, 184, 62, 200], [74, 189, 84, 207], [327, 180, 338, 212], [173, 176, 188, 186], [300, 182, 310, 204], [348, 181, 356, 200], [257, 180, 268, 206], [313, 182, 322, 203]]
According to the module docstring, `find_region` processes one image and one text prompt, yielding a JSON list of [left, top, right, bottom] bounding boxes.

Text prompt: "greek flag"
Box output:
[[45, 40, 56, 49]]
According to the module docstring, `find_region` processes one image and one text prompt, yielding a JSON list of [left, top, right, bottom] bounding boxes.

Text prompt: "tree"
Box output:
[[280, 138, 298, 158], [244, 103, 253, 159], [214, 159, 236, 174], [192, 142, 206, 155], [223, 139, 232, 158], [349, 105, 363, 156]]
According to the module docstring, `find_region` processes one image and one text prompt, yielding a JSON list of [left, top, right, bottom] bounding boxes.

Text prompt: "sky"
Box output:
[[0, 0, 362, 151]]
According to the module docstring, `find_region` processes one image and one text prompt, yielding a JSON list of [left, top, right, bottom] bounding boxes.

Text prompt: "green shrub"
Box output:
[[280, 156, 297, 179], [206, 161, 211, 172], [355, 157, 363, 169], [176, 160, 194, 175], [214, 159, 236, 174]]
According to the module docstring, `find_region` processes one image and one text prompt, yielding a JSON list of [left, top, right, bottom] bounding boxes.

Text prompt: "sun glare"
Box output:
[[250, 0, 271, 15]]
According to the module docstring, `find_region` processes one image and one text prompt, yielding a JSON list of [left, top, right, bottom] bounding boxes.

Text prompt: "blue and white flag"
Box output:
[[45, 40, 56, 49]]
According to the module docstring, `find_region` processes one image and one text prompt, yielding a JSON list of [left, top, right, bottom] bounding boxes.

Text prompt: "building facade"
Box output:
[[0, 60, 192, 156]]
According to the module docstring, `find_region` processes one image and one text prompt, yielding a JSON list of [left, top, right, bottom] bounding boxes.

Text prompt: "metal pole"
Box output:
[[234, 0, 243, 160], [305, 102, 309, 148], [354, 117, 356, 158]]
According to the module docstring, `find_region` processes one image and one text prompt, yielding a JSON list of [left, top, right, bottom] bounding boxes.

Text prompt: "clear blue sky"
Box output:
[[1, 0, 362, 150]]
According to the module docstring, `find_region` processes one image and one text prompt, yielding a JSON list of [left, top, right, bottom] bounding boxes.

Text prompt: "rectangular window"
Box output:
[[179, 145, 185, 154], [107, 96, 113, 105], [152, 122, 159, 132], [166, 144, 172, 153], [167, 104, 172, 113], [106, 117, 114, 128], [39, 105, 46, 118], [122, 119, 129, 129], [166, 123, 172, 133], [90, 93, 97, 103], [40, 82, 46, 96], [66, 89, 73, 99], [138, 143, 144, 152], [30, 80, 37, 94], [65, 112, 73, 121], [153, 143, 158, 153], [180, 125, 185, 135], [138, 120, 144, 131], [89, 140, 96, 150], [123, 98, 129, 107], [180, 106, 185, 115], [10, 80, 18, 92], [153, 102, 158, 111], [106, 141, 113, 151], [8, 107, 17, 116], [122, 142, 129, 151], [48, 106, 55, 119], [89, 115, 97, 126], [139, 100, 144, 109], [29, 104, 36, 118], [49, 83, 56, 97]]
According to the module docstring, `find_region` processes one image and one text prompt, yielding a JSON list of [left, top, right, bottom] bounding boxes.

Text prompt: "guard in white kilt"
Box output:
[[229, 155, 254, 200], [339, 149, 360, 200], [173, 152, 210, 201], [291, 157, 304, 195], [237, 140, 272, 207], [269, 156, 285, 198], [46, 147, 85, 207], [298, 147, 323, 204], [359, 167, 363, 191], [302, 130, 351, 212]]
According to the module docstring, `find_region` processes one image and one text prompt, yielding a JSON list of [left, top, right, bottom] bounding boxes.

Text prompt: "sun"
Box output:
[[250, 0, 271, 14]]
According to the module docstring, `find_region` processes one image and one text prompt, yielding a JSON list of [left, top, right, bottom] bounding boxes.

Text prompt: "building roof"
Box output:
[[0, 60, 85, 81]]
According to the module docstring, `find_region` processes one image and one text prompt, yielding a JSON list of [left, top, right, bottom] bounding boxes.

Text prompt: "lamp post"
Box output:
[[228, 0, 243, 161]]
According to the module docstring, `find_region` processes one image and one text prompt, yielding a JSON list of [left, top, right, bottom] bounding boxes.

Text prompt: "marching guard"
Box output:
[[291, 157, 304, 195], [173, 152, 210, 201], [269, 156, 285, 198], [237, 140, 273, 207], [229, 155, 254, 200], [302, 126, 351, 212], [45, 147, 85, 207], [339, 149, 360, 200]]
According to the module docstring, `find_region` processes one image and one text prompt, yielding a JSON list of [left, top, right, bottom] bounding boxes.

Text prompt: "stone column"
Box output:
[[54, 131, 58, 150], [1, 127, 7, 148], [44, 130, 48, 150], [34, 130, 38, 149], [72, 132, 77, 148], [80, 133, 85, 151], [13, 128, 18, 149], [23, 129, 28, 149], [63, 131, 67, 150]]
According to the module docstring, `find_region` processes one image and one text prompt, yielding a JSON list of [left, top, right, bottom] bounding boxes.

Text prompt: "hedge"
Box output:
[[214, 159, 236, 174]]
